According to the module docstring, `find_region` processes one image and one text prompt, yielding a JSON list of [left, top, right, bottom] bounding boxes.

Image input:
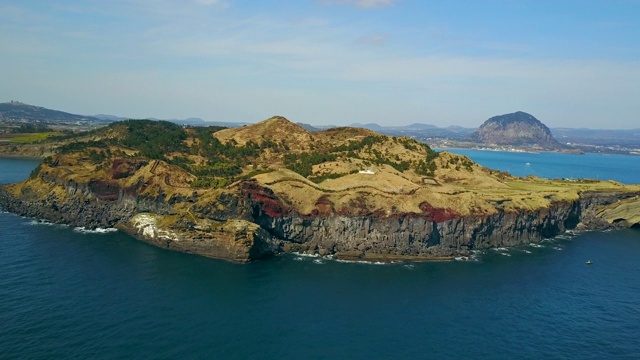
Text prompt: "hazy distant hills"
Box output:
[[0, 102, 249, 128], [2, 101, 638, 152], [0, 101, 107, 125], [348, 122, 475, 139]]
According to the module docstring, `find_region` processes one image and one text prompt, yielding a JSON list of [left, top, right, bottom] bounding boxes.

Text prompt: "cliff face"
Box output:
[[2, 172, 639, 263], [243, 182, 639, 260], [2, 117, 639, 263], [469, 112, 562, 149]]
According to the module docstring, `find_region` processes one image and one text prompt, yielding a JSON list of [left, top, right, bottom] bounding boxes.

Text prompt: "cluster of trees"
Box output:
[[414, 147, 440, 176], [329, 135, 385, 153], [442, 156, 473, 171], [88, 149, 109, 164], [189, 176, 233, 188], [190, 127, 259, 166], [283, 152, 337, 177], [309, 170, 359, 183], [120, 120, 187, 160], [57, 140, 109, 154], [11, 123, 53, 133], [189, 162, 242, 177]]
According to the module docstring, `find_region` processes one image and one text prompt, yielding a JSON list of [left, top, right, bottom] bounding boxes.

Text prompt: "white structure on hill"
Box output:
[[358, 169, 375, 175]]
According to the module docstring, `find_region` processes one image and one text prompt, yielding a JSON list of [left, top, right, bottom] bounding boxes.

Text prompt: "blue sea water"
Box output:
[[439, 148, 640, 184], [1, 155, 640, 359]]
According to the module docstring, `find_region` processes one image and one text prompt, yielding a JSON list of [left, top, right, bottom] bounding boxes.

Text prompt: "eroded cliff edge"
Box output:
[[1, 118, 639, 262], [1, 162, 639, 263]]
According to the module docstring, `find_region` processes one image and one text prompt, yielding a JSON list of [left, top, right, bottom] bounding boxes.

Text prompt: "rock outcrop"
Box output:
[[469, 111, 562, 149], [2, 172, 639, 263], [1, 117, 639, 263]]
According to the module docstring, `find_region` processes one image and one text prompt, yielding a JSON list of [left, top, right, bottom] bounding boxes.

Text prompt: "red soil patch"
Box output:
[[88, 180, 121, 201], [242, 180, 290, 217], [419, 201, 461, 222]]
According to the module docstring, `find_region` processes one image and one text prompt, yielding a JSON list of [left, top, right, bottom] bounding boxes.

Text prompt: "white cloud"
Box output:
[[355, 34, 389, 46], [2, 1, 640, 128], [193, 0, 228, 6], [319, 0, 397, 9]]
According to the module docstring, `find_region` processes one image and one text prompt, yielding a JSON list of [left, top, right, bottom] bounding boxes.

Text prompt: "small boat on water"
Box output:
[[586, 260, 593, 265]]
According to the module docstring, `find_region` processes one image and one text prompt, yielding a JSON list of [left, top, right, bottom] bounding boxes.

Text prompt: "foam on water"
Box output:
[[292, 252, 321, 258], [490, 247, 509, 252], [28, 219, 60, 227], [73, 227, 118, 234], [333, 259, 388, 265]]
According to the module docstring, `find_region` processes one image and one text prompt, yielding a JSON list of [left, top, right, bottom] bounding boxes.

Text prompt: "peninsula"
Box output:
[[1, 117, 639, 262]]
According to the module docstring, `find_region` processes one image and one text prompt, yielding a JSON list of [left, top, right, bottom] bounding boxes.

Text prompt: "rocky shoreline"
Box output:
[[2, 177, 637, 263]]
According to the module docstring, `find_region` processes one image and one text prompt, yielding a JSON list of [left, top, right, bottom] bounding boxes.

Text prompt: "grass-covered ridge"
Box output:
[[14, 115, 640, 227], [39, 116, 446, 189]]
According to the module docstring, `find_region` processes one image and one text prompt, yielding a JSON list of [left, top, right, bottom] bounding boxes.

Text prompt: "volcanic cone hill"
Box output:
[[1, 116, 639, 262], [469, 111, 562, 149]]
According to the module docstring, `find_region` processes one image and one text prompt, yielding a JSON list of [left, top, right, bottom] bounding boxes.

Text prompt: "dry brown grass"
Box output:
[[214, 116, 314, 151], [11, 117, 640, 220]]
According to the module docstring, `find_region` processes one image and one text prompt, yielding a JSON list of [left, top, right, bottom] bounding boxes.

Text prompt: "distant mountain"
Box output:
[[0, 101, 106, 124], [551, 127, 640, 149], [403, 123, 439, 130], [93, 114, 127, 122], [296, 122, 321, 132], [157, 117, 207, 126], [445, 125, 476, 135], [350, 123, 383, 131], [468, 111, 562, 149]]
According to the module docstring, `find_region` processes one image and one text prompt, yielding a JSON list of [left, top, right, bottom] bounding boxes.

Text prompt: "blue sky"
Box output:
[[1, 0, 639, 128]]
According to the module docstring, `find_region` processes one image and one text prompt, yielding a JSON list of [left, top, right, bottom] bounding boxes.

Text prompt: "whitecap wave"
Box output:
[[73, 227, 118, 234], [312, 259, 324, 264], [500, 252, 511, 257], [552, 246, 563, 251], [529, 243, 544, 248], [335, 259, 388, 265], [293, 257, 304, 261], [292, 252, 321, 258], [28, 219, 57, 226], [469, 250, 483, 262], [491, 247, 509, 252]]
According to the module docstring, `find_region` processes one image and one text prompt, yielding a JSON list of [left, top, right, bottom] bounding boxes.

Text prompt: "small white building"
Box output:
[[358, 169, 375, 175]]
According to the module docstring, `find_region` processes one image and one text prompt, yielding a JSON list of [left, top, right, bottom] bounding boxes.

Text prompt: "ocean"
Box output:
[[1, 152, 639, 359]]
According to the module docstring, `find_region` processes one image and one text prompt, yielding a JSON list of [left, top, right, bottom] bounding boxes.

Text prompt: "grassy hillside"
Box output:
[[14, 116, 640, 219], [34, 117, 444, 188]]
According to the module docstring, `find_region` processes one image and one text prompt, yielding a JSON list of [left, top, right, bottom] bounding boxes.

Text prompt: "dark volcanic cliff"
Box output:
[[1, 117, 639, 263], [469, 112, 562, 149], [2, 173, 639, 263]]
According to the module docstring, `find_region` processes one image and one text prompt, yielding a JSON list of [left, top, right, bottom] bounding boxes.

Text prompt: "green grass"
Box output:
[[9, 132, 64, 143]]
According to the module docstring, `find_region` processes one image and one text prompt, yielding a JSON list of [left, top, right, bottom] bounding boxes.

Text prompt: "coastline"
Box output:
[[0, 154, 44, 160]]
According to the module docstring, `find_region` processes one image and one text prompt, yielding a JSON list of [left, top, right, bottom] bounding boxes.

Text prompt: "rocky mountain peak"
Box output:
[[213, 115, 312, 147], [468, 111, 561, 149]]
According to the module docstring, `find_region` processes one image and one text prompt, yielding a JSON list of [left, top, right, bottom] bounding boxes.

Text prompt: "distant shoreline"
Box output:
[[0, 154, 43, 160]]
